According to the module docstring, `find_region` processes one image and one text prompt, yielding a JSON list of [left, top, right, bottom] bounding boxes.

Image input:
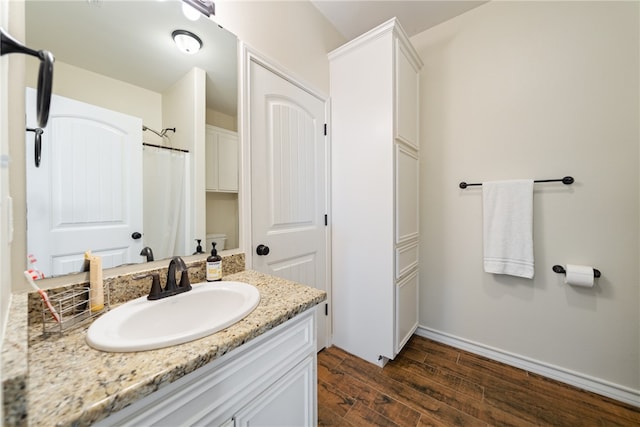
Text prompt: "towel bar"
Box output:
[[459, 176, 574, 189]]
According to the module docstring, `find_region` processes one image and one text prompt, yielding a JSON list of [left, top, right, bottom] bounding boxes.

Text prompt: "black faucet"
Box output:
[[133, 256, 192, 300], [165, 256, 192, 293], [140, 246, 154, 262]]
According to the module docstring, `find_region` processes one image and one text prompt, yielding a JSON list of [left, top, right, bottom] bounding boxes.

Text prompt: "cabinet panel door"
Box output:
[[395, 40, 420, 149], [205, 128, 219, 191], [218, 132, 238, 191], [206, 126, 238, 193], [396, 270, 419, 354], [396, 143, 419, 245], [234, 355, 316, 427]]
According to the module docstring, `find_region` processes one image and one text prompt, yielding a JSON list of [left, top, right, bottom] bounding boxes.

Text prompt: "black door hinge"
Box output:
[[325, 303, 328, 316], [324, 123, 327, 136], [324, 214, 328, 226]]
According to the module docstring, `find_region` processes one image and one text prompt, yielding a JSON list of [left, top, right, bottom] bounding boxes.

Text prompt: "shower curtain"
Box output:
[[142, 145, 191, 260]]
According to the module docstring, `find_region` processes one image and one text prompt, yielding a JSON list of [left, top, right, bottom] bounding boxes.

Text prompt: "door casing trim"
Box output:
[[238, 42, 333, 348]]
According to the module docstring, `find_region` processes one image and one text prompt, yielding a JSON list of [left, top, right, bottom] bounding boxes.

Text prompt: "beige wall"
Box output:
[[2, 0, 25, 333], [214, 0, 345, 94], [26, 61, 164, 143], [206, 108, 237, 131], [206, 192, 239, 250], [412, 1, 639, 390], [1, 1, 25, 415]]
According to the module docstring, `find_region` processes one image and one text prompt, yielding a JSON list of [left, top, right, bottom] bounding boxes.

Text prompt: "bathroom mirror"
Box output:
[[24, 0, 239, 277]]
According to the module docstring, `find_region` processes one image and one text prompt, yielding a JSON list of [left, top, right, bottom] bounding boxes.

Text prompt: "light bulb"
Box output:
[[182, 2, 201, 21]]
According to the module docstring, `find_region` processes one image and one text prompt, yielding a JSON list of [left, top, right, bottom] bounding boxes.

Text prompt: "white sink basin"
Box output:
[[86, 281, 260, 352]]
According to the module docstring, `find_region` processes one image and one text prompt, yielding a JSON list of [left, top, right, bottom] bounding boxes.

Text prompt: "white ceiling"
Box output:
[[311, 0, 487, 40]]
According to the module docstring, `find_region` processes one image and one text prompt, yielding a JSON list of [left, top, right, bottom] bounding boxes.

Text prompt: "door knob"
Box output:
[[256, 244, 270, 256], [131, 232, 142, 239]]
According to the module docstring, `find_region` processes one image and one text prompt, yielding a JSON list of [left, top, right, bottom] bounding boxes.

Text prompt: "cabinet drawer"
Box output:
[[395, 241, 418, 280]]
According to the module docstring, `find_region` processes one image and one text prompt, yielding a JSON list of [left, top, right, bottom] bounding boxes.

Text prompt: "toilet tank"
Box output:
[[206, 233, 227, 251]]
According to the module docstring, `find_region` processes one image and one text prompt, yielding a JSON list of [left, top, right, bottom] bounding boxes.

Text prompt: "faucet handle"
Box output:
[[179, 269, 192, 291], [178, 264, 200, 290], [133, 273, 162, 300]]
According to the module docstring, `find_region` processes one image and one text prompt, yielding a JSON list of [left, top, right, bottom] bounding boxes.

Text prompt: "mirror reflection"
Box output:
[[24, 0, 239, 277]]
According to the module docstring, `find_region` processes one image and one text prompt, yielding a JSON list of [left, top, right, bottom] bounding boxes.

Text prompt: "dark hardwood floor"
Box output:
[[317, 335, 640, 426]]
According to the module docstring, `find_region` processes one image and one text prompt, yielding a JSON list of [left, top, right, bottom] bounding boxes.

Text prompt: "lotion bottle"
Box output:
[[85, 251, 104, 312], [206, 242, 222, 282]]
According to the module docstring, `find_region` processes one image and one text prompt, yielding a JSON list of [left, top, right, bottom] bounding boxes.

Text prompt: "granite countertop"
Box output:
[[8, 269, 325, 427]]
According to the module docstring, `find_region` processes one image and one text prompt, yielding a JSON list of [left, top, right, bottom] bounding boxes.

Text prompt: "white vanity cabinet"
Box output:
[[330, 18, 423, 367], [205, 125, 239, 192], [95, 310, 317, 426]]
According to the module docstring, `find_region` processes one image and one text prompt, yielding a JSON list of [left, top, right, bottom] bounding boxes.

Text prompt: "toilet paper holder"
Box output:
[[552, 265, 601, 278]]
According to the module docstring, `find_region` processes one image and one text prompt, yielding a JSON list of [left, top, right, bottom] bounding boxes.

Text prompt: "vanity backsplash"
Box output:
[[27, 253, 245, 326]]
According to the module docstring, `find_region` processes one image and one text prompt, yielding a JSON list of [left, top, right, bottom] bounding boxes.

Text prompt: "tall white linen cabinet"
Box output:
[[330, 18, 423, 367]]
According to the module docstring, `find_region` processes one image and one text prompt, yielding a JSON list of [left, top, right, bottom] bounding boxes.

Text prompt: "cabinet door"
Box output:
[[205, 128, 219, 191], [206, 126, 238, 193], [396, 270, 418, 354], [95, 311, 316, 427], [395, 39, 420, 149], [217, 132, 238, 192], [395, 143, 419, 245], [234, 355, 316, 427]]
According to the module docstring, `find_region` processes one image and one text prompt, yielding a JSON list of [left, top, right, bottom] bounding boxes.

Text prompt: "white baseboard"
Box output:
[[415, 325, 640, 408]]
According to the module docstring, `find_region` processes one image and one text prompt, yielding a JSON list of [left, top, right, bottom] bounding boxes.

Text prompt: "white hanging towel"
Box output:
[[482, 179, 534, 279]]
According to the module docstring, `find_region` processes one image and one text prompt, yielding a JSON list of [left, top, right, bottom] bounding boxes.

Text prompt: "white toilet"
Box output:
[[206, 233, 227, 251]]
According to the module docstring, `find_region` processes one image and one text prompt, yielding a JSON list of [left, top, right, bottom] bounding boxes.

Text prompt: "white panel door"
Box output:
[[250, 60, 328, 350], [26, 89, 142, 277]]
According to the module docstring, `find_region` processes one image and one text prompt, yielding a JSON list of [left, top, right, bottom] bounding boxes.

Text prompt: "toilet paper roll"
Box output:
[[564, 264, 595, 288]]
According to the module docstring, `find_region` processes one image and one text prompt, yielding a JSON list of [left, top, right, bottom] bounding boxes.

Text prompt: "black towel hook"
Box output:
[[1, 27, 55, 128], [26, 127, 44, 167]]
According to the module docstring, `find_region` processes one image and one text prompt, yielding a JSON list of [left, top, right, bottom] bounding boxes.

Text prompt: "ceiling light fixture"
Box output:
[[172, 30, 202, 55], [181, 0, 215, 18]]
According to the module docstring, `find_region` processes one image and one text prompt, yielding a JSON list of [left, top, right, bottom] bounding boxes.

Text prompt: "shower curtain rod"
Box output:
[[142, 125, 176, 138], [459, 176, 574, 189], [143, 142, 189, 153]]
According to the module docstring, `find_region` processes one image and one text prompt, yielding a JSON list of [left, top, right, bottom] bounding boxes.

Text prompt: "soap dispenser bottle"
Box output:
[[193, 239, 204, 255], [206, 242, 222, 282]]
